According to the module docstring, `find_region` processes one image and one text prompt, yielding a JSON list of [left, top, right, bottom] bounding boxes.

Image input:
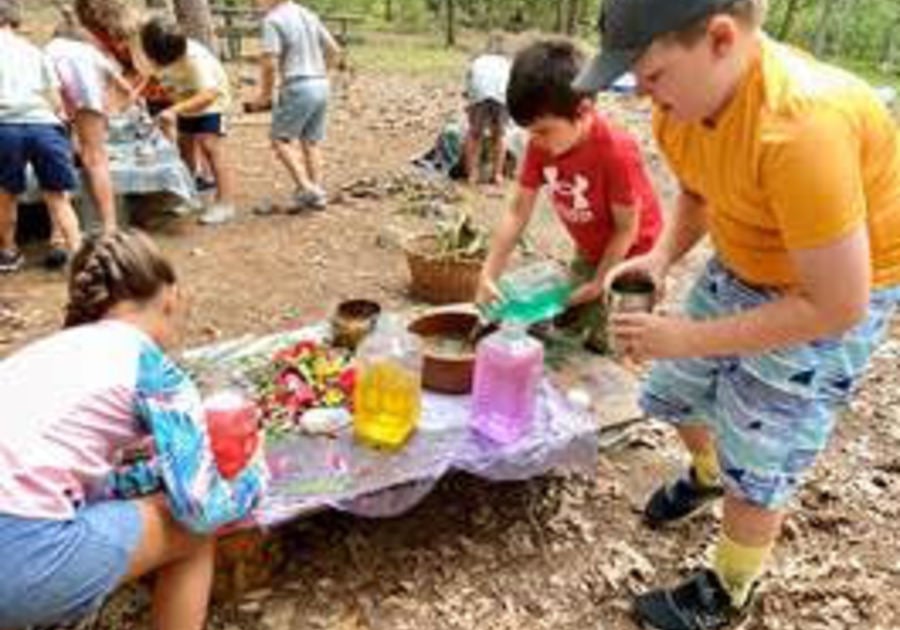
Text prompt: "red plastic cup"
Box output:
[[204, 391, 260, 479]]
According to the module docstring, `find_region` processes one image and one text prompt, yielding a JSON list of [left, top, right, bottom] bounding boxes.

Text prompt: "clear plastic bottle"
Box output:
[[471, 321, 544, 444], [353, 314, 423, 449], [483, 261, 572, 324]]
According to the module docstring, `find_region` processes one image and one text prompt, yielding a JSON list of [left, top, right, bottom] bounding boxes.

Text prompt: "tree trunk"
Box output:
[[445, 0, 456, 47], [776, 0, 801, 40], [555, 0, 564, 33], [173, 0, 215, 51], [878, 15, 899, 61], [812, 0, 840, 57], [565, 0, 579, 35], [385, 0, 393, 22]]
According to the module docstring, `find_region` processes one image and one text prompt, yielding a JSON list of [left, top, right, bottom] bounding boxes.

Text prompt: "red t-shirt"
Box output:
[[519, 111, 663, 265]]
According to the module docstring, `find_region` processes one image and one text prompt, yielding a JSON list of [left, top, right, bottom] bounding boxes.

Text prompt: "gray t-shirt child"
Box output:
[[261, 1, 336, 81]]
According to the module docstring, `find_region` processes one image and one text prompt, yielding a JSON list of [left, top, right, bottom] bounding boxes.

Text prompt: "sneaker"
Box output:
[[43, 247, 70, 270], [289, 187, 327, 213], [633, 569, 752, 630], [198, 203, 236, 226], [0, 248, 24, 273], [644, 468, 724, 528]]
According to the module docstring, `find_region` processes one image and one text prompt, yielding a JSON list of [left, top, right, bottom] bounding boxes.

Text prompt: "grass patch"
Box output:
[[350, 32, 470, 79]]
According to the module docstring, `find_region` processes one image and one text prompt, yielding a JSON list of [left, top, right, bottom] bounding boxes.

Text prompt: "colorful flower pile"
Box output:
[[253, 340, 355, 432]]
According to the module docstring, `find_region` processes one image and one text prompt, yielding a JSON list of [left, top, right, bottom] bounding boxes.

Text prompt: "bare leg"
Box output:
[[197, 134, 235, 206], [722, 494, 783, 547], [272, 139, 312, 191], [74, 111, 117, 232], [42, 191, 81, 251], [489, 121, 506, 184], [464, 131, 482, 185], [125, 496, 215, 630], [676, 424, 715, 454], [178, 135, 197, 174], [300, 141, 323, 191], [0, 191, 17, 251]]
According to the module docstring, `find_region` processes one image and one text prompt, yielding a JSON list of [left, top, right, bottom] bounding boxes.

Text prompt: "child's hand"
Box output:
[[476, 273, 502, 306], [156, 108, 177, 126], [610, 312, 695, 361], [568, 281, 603, 306]]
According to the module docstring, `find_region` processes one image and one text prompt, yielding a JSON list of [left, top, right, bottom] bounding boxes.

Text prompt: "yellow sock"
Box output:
[[691, 447, 720, 488], [713, 533, 773, 607]]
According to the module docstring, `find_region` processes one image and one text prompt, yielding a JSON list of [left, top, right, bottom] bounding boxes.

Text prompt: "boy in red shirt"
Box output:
[[477, 39, 662, 350]]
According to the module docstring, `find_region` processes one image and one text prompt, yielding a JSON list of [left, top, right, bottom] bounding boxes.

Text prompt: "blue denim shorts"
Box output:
[[641, 258, 900, 508], [177, 112, 226, 136], [0, 501, 142, 627], [0, 123, 77, 195], [271, 77, 329, 143]]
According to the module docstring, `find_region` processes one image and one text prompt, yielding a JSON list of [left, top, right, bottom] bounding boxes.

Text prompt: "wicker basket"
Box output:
[[404, 234, 485, 304]]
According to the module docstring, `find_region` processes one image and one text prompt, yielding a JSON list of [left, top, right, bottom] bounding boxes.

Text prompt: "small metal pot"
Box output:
[[331, 299, 381, 350], [608, 272, 656, 314]]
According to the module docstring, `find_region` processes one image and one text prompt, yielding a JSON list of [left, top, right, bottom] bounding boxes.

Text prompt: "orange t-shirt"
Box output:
[[653, 37, 900, 289]]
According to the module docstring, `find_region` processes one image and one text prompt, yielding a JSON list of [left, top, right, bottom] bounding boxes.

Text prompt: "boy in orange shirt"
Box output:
[[578, 0, 900, 628]]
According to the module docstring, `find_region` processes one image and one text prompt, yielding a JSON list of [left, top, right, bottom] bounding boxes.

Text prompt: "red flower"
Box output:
[[337, 367, 356, 395]]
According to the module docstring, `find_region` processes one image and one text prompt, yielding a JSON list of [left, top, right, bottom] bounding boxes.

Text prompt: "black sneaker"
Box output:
[[634, 569, 752, 630], [43, 247, 70, 270], [644, 468, 724, 528], [0, 248, 24, 273]]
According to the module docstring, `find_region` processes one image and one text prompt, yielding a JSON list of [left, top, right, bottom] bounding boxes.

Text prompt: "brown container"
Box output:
[[403, 234, 485, 305], [331, 299, 381, 350], [408, 308, 496, 394]]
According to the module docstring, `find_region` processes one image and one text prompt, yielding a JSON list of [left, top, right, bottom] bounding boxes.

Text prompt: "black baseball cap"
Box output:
[[574, 0, 739, 92]]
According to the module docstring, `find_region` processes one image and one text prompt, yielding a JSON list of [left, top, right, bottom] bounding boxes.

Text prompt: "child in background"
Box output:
[[476, 40, 662, 352], [579, 0, 900, 627], [0, 0, 82, 272], [0, 230, 267, 629], [46, 11, 138, 234], [248, 0, 342, 212], [73, 0, 175, 117], [139, 15, 237, 226], [463, 34, 512, 186]]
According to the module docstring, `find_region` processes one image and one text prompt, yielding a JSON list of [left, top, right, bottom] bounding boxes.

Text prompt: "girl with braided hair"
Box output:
[[0, 230, 267, 629]]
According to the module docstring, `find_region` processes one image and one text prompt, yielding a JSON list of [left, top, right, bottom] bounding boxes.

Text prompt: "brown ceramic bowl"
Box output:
[[408, 307, 496, 394]]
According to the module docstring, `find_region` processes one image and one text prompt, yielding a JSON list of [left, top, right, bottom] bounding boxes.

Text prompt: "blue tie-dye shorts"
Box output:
[[641, 258, 900, 509]]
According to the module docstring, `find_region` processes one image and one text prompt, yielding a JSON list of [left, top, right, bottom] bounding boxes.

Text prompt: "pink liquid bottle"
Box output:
[[471, 322, 544, 444]]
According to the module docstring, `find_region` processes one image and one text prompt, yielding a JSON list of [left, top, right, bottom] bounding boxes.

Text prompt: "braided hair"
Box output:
[[64, 230, 176, 328]]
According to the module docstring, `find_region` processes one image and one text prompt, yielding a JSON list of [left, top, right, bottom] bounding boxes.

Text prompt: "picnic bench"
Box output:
[[209, 4, 364, 61]]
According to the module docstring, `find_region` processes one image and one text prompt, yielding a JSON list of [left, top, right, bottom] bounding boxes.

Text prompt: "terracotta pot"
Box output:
[[408, 307, 496, 394]]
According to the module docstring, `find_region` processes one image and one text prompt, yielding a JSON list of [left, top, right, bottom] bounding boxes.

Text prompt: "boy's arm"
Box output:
[[660, 225, 871, 357], [251, 53, 277, 109], [646, 188, 707, 271], [569, 201, 640, 305], [478, 186, 539, 300], [318, 20, 343, 68], [159, 88, 219, 120]]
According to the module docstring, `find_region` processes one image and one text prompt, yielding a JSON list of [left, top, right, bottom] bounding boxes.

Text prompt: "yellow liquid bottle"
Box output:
[[353, 316, 422, 449]]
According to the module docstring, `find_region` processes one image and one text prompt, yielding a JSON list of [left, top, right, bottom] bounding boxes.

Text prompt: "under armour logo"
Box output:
[[544, 166, 592, 223]]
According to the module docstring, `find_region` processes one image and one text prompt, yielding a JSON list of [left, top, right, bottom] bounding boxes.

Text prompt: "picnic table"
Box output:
[[20, 110, 197, 229], [183, 317, 642, 528], [209, 4, 364, 61]]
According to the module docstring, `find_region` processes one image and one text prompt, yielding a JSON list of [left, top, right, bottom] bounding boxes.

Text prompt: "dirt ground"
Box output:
[[1, 31, 899, 630]]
